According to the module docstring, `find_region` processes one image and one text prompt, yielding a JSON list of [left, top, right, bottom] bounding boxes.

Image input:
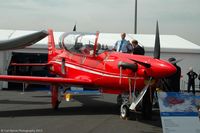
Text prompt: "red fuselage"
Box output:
[[48, 49, 176, 94]]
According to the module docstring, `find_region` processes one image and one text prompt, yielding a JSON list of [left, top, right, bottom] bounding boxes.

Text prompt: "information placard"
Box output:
[[158, 92, 200, 133]]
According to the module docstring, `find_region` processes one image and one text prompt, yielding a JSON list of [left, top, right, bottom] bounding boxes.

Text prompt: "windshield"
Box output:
[[59, 32, 98, 55], [59, 32, 114, 56]]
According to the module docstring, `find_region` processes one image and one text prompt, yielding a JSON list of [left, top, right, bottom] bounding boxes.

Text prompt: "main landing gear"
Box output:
[[51, 85, 61, 110]]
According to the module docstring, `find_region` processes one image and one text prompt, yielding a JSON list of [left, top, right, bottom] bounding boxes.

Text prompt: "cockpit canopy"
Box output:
[[59, 32, 110, 55]]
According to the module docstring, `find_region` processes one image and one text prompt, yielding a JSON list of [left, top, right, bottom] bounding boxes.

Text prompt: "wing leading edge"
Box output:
[[0, 75, 92, 86], [0, 30, 48, 50]]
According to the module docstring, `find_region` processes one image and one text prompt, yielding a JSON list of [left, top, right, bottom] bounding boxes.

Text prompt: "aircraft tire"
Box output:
[[120, 104, 129, 120]]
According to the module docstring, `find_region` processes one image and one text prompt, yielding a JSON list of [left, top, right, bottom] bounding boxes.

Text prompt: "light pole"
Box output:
[[134, 0, 137, 34]]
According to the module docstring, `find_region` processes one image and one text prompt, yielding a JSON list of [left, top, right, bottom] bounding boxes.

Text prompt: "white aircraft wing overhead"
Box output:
[[0, 30, 48, 50]]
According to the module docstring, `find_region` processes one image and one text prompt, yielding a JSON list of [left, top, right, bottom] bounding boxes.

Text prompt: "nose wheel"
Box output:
[[117, 94, 130, 119], [120, 104, 130, 119]]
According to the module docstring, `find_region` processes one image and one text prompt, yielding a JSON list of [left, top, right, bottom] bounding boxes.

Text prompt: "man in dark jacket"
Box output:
[[165, 57, 182, 92], [131, 39, 145, 55], [187, 67, 198, 95]]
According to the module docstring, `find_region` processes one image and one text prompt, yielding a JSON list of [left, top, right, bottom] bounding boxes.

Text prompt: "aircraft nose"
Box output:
[[148, 59, 177, 78]]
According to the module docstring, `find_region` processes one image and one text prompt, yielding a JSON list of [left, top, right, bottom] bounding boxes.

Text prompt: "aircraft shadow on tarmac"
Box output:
[[0, 99, 50, 105], [0, 95, 161, 127], [0, 95, 119, 116]]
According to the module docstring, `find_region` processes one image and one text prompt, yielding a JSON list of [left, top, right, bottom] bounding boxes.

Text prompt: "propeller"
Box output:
[[154, 21, 161, 59]]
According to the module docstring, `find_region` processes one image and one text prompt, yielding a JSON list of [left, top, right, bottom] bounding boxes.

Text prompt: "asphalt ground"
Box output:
[[0, 90, 162, 133]]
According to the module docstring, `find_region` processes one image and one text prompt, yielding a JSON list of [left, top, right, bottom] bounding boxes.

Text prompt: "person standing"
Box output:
[[187, 67, 198, 95], [165, 57, 181, 92], [131, 39, 145, 55], [198, 73, 200, 90], [114, 33, 132, 53]]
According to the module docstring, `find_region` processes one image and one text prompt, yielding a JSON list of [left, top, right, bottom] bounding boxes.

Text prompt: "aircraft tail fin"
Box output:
[[48, 29, 56, 62]]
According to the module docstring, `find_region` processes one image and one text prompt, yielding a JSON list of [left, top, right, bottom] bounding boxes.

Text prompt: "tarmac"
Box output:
[[0, 90, 162, 133]]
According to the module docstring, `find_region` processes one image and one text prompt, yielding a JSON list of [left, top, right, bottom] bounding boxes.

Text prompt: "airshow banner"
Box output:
[[157, 92, 200, 133]]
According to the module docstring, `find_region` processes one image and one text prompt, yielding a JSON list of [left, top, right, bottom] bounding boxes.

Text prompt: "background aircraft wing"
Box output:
[[0, 30, 48, 50], [0, 75, 92, 86]]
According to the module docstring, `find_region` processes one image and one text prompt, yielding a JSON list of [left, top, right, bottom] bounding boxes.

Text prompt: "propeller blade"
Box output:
[[154, 21, 160, 59], [129, 59, 151, 68], [129, 77, 152, 110]]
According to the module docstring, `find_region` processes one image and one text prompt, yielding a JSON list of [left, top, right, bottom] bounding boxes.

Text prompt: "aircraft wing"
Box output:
[[0, 30, 48, 50], [0, 75, 92, 86]]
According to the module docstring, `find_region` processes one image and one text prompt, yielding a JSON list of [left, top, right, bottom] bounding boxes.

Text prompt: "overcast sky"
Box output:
[[0, 0, 200, 44]]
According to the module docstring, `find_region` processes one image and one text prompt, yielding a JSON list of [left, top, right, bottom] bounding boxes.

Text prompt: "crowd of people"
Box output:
[[114, 32, 200, 94]]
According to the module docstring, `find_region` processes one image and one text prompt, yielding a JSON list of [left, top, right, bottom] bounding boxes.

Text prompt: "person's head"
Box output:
[[131, 39, 138, 47], [121, 33, 126, 40], [189, 67, 193, 72], [168, 57, 176, 65], [97, 43, 101, 50]]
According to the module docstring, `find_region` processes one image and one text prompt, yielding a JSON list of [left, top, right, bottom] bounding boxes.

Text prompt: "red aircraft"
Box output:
[[0, 23, 176, 119]]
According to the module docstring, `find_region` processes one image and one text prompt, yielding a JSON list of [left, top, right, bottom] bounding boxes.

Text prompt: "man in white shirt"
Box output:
[[114, 33, 132, 53]]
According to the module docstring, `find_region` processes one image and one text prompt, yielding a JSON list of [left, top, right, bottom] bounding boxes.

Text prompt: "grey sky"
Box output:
[[0, 0, 200, 44]]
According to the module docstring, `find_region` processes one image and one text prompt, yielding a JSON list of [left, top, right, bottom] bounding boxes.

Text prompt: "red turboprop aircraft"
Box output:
[[0, 23, 176, 119]]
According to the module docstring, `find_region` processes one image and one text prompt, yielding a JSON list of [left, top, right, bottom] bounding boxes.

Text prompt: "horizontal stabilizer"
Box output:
[[0, 30, 48, 50]]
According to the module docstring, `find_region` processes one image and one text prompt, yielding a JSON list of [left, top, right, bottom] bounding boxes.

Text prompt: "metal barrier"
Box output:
[[181, 79, 200, 91]]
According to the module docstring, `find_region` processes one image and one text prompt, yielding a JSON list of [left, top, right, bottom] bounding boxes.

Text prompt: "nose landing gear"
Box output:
[[120, 104, 130, 119], [118, 79, 152, 120], [117, 93, 131, 119]]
